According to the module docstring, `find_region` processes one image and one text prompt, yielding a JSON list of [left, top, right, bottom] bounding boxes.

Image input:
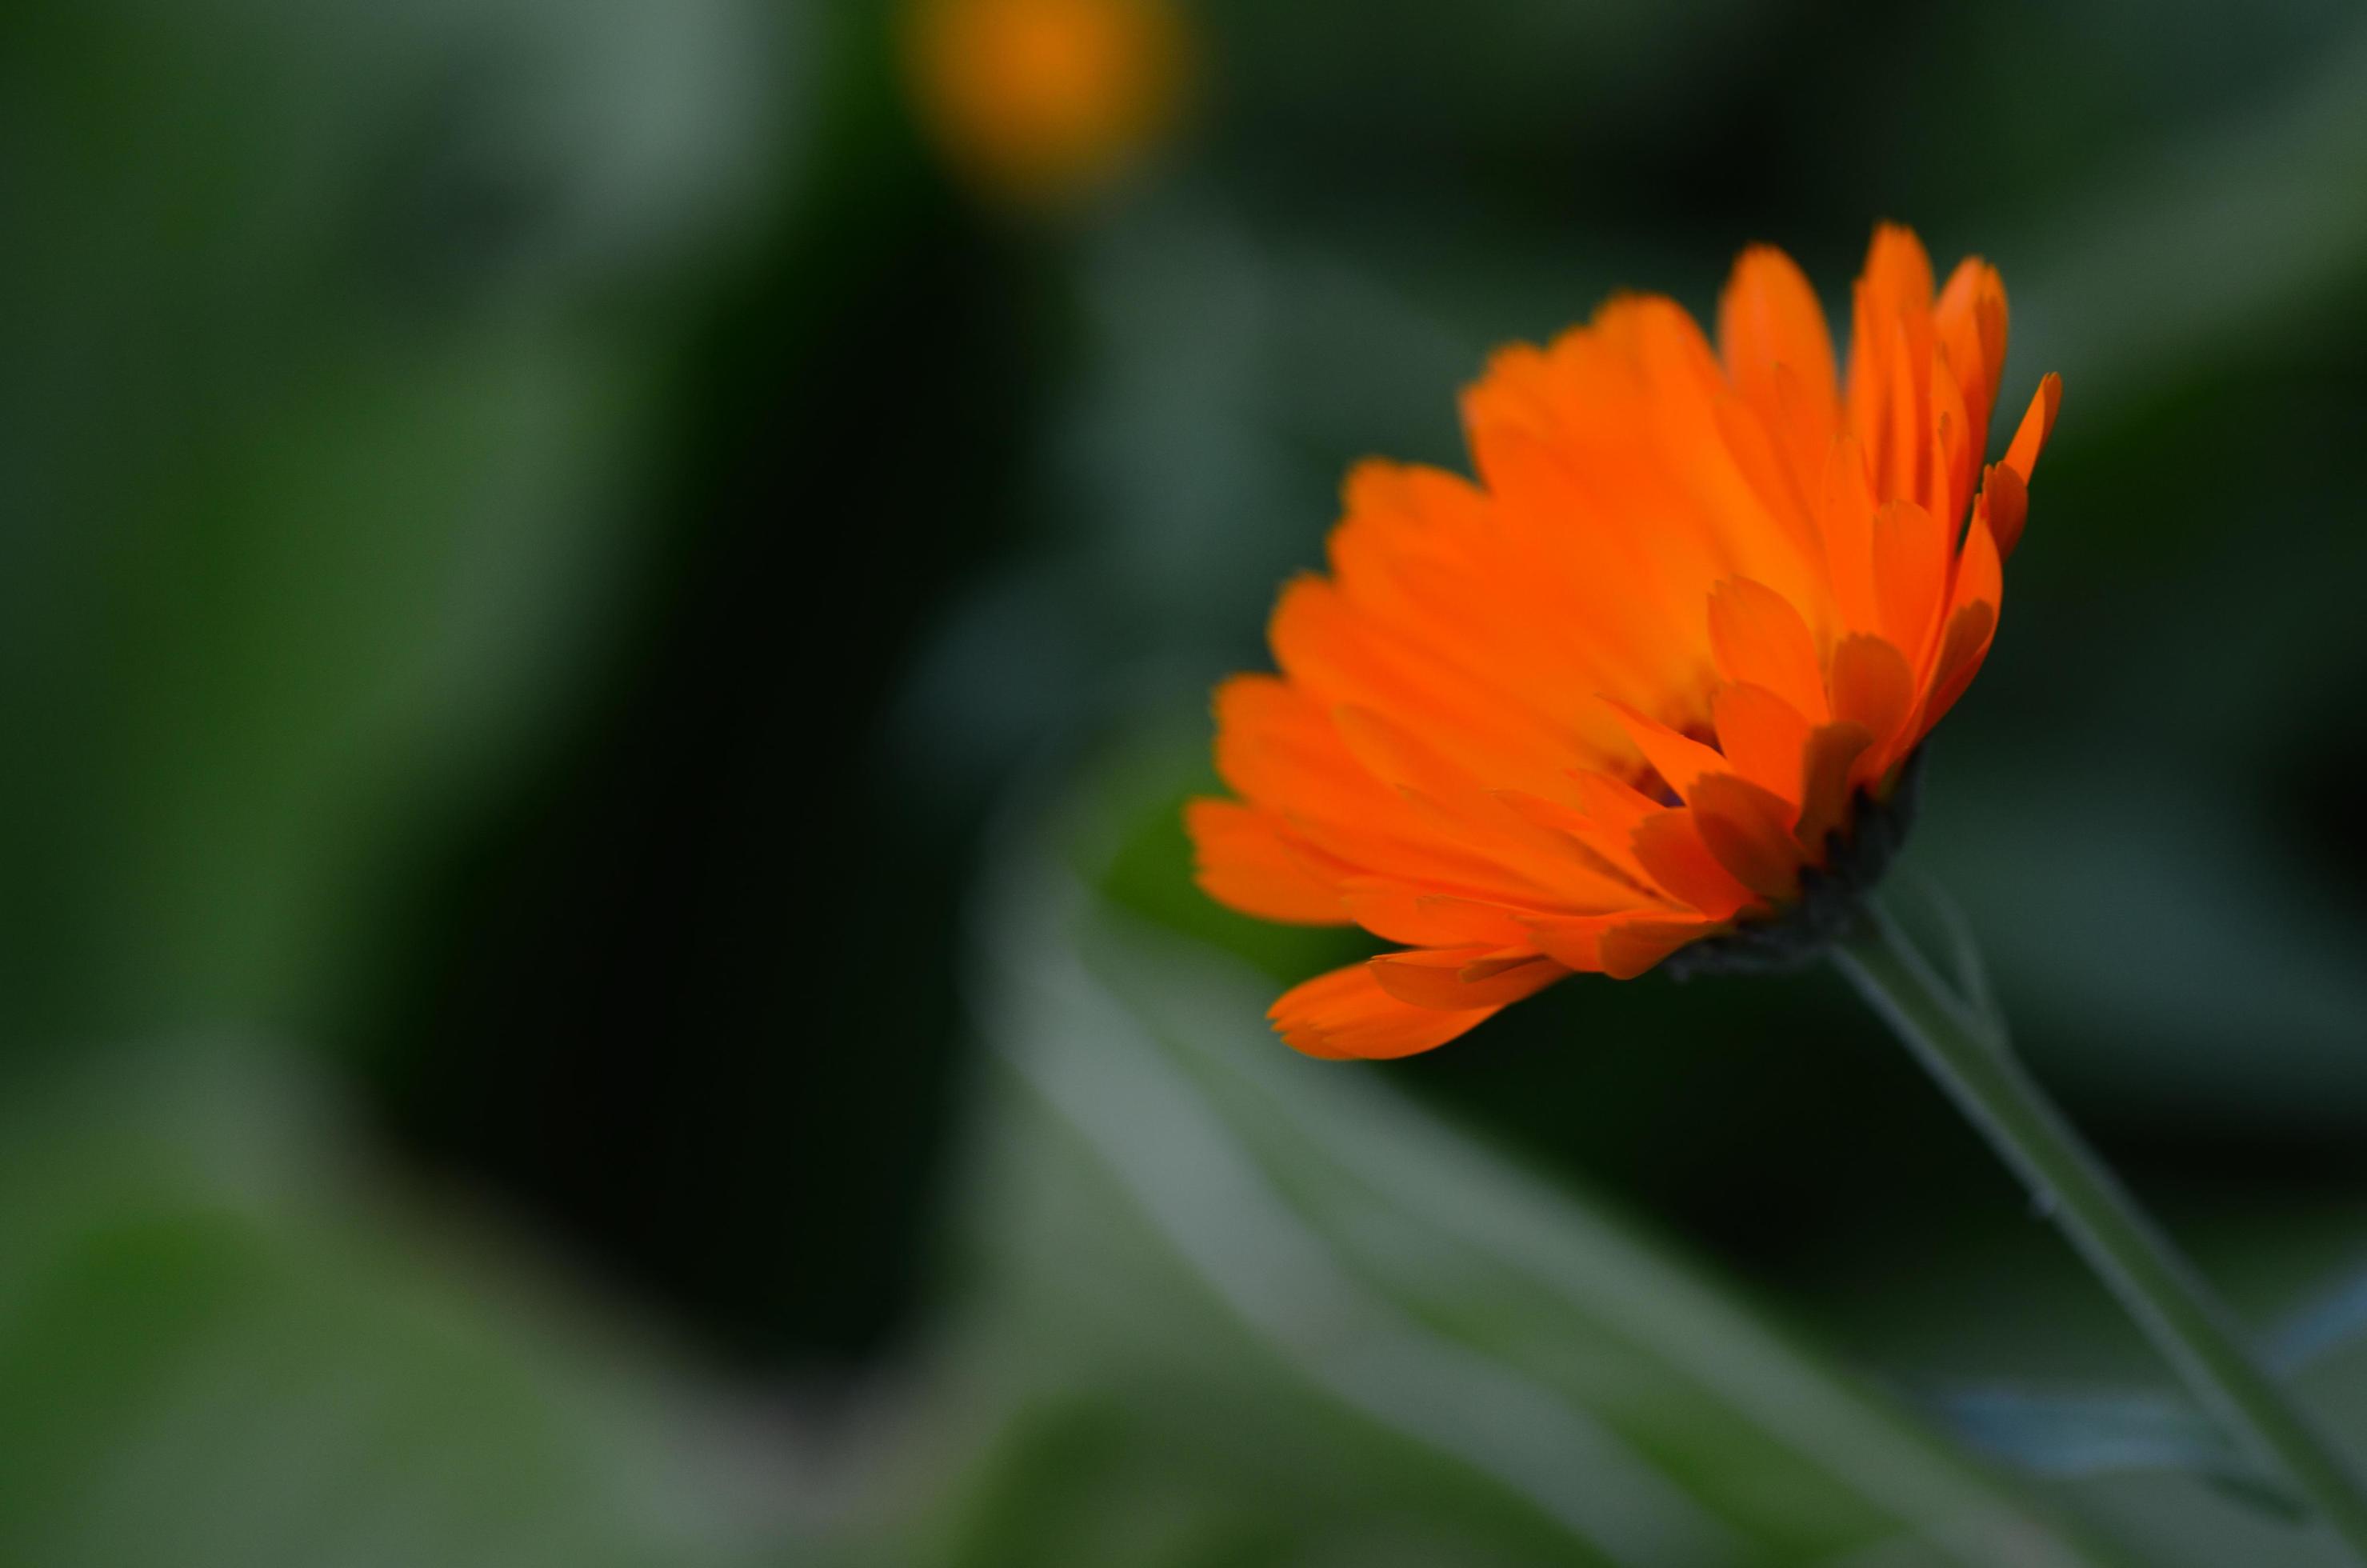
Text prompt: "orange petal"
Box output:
[[1326, 458, 1648, 770], [1490, 787, 1664, 903], [1214, 679, 1576, 905], [1631, 810, 1758, 920], [1567, 768, 1666, 826], [1794, 721, 1876, 858], [1718, 243, 1839, 419], [1212, 674, 1390, 823], [1521, 912, 1629, 972], [1602, 698, 1728, 805], [1341, 884, 1533, 948], [1331, 700, 1503, 813], [1847, 226, 1937, 505], [1369, 946, 1567, 1010], [1980, 462, 2029, 560], [1872, 501, 1949, 666], [1281, 808, 1565, 910], [1186, 799, 1347, 924], [1926, 359, 1976, 526], [1882, 316, 1929, 507], [1559, 769, 1683, 889], [1689, 774, 1805, 902], [1916, 601, 1999, 741], [1710, 682, 1813, 808], [1623, 298, 1826, 610], [1601, 916, 1718, 980], [1949, 508, 2004, 626], [1717, 246, 1841, 502], [2002, 373, 2061, 482], [1333, 704, 1641, 907], [1767, 362, 1842, 507], [1269, 962, 1503, 1060], [1933, 257, 2007, 443], [1827, 634, 1917, 760], [1708, 578, 1828, 721], [1269, 575, 1568, 787], [1909, 507, 2005, 752], [1861, 223, 1937, 314], [1711, 393, 1819, 562], [1816, 433, 1885, 637]]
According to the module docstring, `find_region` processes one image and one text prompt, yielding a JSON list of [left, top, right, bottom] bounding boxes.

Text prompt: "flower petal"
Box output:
[[1794, 721, 1877, 857], [1708, 577, 1828, 722], [1934, 257, 2008, 446], [1816, 433, 1885, 637], [1271, 575, 1567, 786], [1847, 224, 1938, 506], [1213, 679, 1595, 906], [1631, 809, 1758, 920], [1601, 916, 1719, 980], [1333, 703, 1643, 908], [1212, 674, 1389, 824], [1491, 786, 1665, 902], [1341, 884, 1534, 948], [1185, 798, 1346, 923], [2002, 372, 2062, 484], [1689, 773, 1806, 901], [1926, 358, 1977, 526], [1269, 962, 1504, 1060], [1917, 601, 1999, 741], [1601, 698, 1729, 804], [1950, 506, 2005, 626], [1827, 634, 1917, 763], [1626, 297, 1828, 611], [1369, 946, 1567, 1010], [1979, 462, 2030, 561], [1873, 500, 1949, 666], [1718, 242, 1840, 428], [1521, 912, 1626, 971], [1711, 682, 1814, 809]]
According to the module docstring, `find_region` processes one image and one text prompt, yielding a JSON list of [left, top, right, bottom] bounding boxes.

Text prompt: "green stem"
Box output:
[[1833, 902, 2367, 1561]]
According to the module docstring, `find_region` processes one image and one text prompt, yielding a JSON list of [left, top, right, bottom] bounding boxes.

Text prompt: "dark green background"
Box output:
[[4, 1, 2366, 1562]]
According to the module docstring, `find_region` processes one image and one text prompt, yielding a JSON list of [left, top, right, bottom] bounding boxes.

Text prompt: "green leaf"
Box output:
[[1923, 1386, 2318, 1526], [0, 0, 798, 1045], [1926, 1387, 2249, 1482], [0, 1042, 779, 1568]]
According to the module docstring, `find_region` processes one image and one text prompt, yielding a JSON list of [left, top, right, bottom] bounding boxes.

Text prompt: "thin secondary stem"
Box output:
[[1833, 903, 2367, 1562]]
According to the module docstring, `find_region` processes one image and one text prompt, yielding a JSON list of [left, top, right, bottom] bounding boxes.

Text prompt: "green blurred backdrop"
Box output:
[[5, 1, 2367, 1563]]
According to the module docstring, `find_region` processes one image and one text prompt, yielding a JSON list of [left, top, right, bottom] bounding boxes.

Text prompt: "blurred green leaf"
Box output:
[[1926, 1387, 2252, 1486], [0, 1042, 786, 1568], [0, 0, 798, 1046]]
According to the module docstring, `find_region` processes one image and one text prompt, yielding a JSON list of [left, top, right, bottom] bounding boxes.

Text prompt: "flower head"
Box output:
[[1188, 226, 2061, 1059], [902, 0, 1188, 204]]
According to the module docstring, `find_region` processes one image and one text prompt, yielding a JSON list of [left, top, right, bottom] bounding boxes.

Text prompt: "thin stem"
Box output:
[[1833, 902, 2367, 1561]]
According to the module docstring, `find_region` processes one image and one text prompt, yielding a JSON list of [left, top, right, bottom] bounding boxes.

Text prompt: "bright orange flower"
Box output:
[[902, 0, 1188, 203], [1188, 226, 2060, 1059]]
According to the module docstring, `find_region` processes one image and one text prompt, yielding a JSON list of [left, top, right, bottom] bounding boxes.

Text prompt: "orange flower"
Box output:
[[902, 0, 1188, 203], [1188, 226, 2061, 1059]]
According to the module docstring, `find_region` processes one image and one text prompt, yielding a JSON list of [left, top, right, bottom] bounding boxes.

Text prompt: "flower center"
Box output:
[[1660, 749, 1928, 978]]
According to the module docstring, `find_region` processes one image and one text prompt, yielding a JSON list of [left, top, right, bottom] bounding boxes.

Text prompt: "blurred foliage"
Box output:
[[0, 1043, 786, 1568], [0, 0, 2364, 1562], [0, 0, 794, 1040], [815, 756, 2125, 1566]]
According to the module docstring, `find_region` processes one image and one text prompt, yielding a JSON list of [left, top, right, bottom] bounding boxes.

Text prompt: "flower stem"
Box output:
[[1832, 902, 2367, 1560]]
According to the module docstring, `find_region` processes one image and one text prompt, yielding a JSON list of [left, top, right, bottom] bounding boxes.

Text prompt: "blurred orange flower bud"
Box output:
[[902, 0, 1189, 204]]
